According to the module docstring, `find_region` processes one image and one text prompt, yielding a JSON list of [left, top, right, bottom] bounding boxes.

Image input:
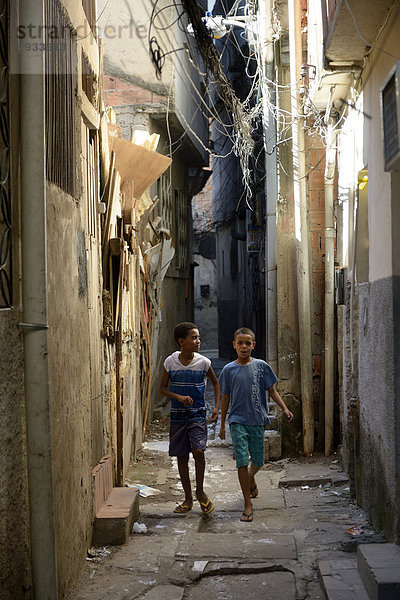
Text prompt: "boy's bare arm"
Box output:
[[218, 393, 230, 439], [159, 367, 193, 406], [206, 366, 220, 422], [268, 385, 294, 422]]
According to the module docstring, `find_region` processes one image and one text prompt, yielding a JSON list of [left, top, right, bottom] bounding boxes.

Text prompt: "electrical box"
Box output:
[[335, 266, 348, 305]]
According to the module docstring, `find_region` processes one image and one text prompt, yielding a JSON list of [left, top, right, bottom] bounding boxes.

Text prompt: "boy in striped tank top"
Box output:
[[159, 322, 220, 514]]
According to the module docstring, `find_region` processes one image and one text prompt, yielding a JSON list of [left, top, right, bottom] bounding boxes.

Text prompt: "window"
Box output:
[[82, 0, 96, 31], [174, 188, 188, 272], [0, 0, 12, 309], [83, 128, 99, 238], [45, 0, 76, 196], [82, 51, 97, 108]]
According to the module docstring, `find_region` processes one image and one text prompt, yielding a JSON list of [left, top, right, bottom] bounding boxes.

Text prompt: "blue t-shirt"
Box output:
[[164, 351, 211, 423], [219, 358, 278, 426]]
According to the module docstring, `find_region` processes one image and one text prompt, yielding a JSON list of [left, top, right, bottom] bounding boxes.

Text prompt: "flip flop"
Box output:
[[250, 485, 258, 498], [174, 501, 193, 514], [240, 511, 254, 522], [196, 495, 214, 515]]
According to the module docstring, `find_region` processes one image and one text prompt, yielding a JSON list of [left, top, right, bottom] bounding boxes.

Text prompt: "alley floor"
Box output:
[[68, 415, 377, 600]]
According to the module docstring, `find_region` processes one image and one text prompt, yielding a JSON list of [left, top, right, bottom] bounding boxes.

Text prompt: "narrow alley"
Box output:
[[68, 360, 375, 600], [2, 1, 400, 599], [68, 425, 370, 600]]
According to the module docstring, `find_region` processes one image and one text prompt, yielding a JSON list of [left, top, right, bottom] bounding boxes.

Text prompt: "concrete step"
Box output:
[[264, 429, 282, 460], [319, 558, 370, 599], [92, 486, 139, 546], [357, 543, 400, 600]]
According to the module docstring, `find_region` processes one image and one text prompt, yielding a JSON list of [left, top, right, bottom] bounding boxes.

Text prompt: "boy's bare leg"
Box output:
[[238, 465, 253, 516], [177, 454, 193, 505], [248, 463, 261, 493], [192, 448, 207, 503]]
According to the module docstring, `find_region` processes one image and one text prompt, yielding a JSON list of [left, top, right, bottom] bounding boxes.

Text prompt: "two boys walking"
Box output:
[[159, 322, 294, 522]]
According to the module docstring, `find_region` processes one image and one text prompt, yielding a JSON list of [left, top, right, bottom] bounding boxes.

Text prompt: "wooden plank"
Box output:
[[102, 160, 121, 279], [115, 247, 125, 486], [109, 137, 171, 198], [110, 237, 124, 255]]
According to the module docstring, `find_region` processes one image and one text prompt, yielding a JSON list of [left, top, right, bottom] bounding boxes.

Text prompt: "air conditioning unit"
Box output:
[[381, 62, 400, 171]]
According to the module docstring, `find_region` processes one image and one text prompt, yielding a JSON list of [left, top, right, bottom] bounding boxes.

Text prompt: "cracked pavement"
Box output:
[[68, 419, 372, 600]]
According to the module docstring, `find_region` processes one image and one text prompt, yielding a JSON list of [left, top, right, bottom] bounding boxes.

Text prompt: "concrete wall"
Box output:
[[46, 184, 95, 597], [337, 10, 400, 540], [0, 69, 32, 598], [357, 280, 396, 533], [97, 0, 172, 94], [275, 65, 302, 450], [193, 253, 218, 351], [192, 177, 218, 350]]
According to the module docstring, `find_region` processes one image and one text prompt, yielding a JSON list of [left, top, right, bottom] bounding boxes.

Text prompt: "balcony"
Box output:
[[324, 0, 395, 66]]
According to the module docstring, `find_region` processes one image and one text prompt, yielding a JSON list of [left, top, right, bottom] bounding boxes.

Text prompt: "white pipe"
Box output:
[[288, 0, 314, 456], [324, 122, 337, 455], [19, 1, 58, 597], [259, 0, 278, 372]]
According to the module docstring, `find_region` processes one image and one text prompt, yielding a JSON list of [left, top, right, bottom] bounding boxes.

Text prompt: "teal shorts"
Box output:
[[229, 423, 265, 468]]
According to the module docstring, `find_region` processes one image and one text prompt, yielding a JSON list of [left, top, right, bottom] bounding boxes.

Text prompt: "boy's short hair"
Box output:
[[234, 327, 255, 340], [173, 322, 198, 345]]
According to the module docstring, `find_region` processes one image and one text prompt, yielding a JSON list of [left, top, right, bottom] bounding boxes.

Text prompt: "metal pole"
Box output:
[[19, 0, 58, 597], [288, 0, 314, 455]]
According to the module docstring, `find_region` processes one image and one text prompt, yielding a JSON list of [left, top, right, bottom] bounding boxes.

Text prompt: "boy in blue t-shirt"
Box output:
[[218, 327, 294, 522], [159, 322, 220, 515]]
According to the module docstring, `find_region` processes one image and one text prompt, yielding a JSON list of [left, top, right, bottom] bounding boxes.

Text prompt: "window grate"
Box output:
[[0, 0, 12, 309], [381, 63, 400, 172], [45, 0, 76, 196], [82, 0, 95, 31]]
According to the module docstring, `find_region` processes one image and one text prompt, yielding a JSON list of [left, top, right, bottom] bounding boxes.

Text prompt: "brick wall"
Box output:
[[103, 75, 166, 107]]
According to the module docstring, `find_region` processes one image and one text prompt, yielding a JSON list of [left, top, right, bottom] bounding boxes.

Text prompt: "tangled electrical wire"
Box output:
[[146, 0, 360, 206]]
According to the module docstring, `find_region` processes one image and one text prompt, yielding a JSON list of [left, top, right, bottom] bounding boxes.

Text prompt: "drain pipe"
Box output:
[[288, 0, 314, 455], [324, 117, 337, 455], [19, 1, 58, 597], [261, 0, 278, 374]]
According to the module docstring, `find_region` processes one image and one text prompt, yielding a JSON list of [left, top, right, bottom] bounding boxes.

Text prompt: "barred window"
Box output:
[[157, 171, 173, 234], [174, 189, 188, 272], [45, 0, 76, 196], [82, 51, 97, 107], [82, 0, 96, 31], [0, 0, 12, 309]]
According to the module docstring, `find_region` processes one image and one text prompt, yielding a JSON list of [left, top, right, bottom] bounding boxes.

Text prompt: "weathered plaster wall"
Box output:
[[0, 312, 32, 600], [276, 67, 301, 450], [357, 279, 396, 539], [46, 183, 94, 596], [192, 177, 218, 350], [0, 65, 32, 599], [194, 253, 218, 350], [343, 15, 400, 540], [361, 13, 400, 282], [97, 0, 172, 92]]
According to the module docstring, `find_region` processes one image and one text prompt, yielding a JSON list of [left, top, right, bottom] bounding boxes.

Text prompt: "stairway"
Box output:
[[319, 543, 400, 599]]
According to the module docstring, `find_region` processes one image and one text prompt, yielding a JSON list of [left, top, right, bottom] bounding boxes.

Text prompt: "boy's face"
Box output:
[[179, 328, 201, 353], [233, 333, 255, 360]]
